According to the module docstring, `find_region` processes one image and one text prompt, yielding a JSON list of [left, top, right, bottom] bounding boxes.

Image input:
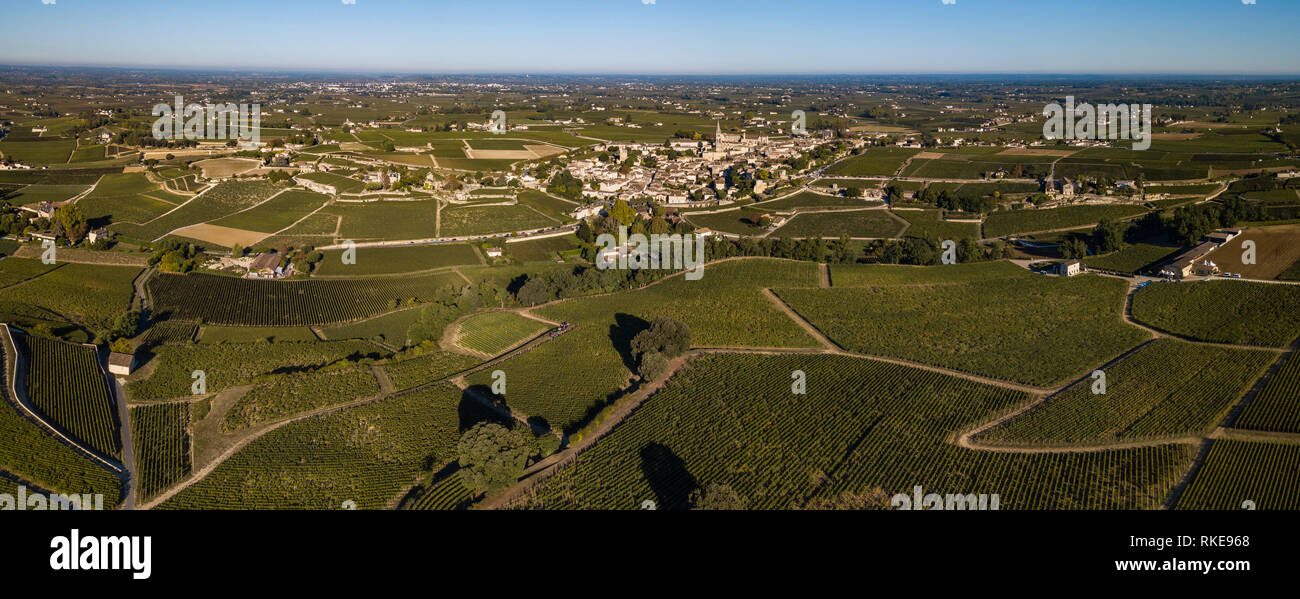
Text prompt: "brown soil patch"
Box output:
[[1205, 224, 1300, 279]]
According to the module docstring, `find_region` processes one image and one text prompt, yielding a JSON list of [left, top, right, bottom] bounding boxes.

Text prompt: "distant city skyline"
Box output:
[[3, 0, 1298, 75]]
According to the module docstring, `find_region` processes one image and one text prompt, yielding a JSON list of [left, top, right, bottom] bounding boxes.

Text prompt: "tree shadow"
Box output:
[[609, 313, 650, 373], [639, 442, 698, 510], [459, 385, 506, 432]]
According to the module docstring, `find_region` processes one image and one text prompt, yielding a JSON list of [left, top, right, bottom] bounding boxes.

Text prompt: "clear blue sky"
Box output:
[[3, 0, 1298, 74]]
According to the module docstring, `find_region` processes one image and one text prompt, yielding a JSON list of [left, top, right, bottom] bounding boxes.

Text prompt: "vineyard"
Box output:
[[1131, 281, 1300, 347], [520, 354, 1194, 510], [21, 335, 121, 459], [157, 384, 505, 509], [0, 331, 121, 504], [4, 263, 140, 331], [454, 312, 548, 357], [140, 321, 198, 346], [130, 403, 190, 501], [1234, 352, 1300, 433], [147, 270, 465, 326], [111, 179, 288, 242], [978, 339, 1275, 446], [126, 340, 380, 402], [221, 365, 380, 432], [382, 351, 480, 390], [775, 274, 1149, 386], [1176, 440, 1300, 510], [318, 306, 426, 347], [983, 204, 1149, 238], [827, 260, 1032, 287], [407, 472, 474, 510]]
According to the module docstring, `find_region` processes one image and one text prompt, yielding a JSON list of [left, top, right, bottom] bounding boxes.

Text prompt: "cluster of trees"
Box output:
[[547, 169, 584, 200], [406, 282, 503, 348], [456, 422, 561, 495], [629, 317, 691, 380], [867, 236, 1007, 266], [148, 240, 205, 273]]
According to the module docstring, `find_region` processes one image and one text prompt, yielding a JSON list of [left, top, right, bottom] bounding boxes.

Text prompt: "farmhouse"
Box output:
[[87, 228, 110, 244], [1056, 260, 1085, 277], [108, 352, 136, 376], [1160, 241, 1220, 279], [484, 247, 503, 258], [295, 175, 337, 195]]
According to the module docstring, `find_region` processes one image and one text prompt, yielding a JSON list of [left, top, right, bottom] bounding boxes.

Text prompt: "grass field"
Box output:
[[776, 274, 1149, 386], [454, 312, 548, 356], [1132, 280, 1300, 347], [521, 353, 1193, 509]]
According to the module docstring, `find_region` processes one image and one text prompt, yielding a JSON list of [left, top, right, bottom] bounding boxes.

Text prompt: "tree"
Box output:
[[638, 350, 670, 381], [516, 276, 550, 306], [630, 316, 691, 361], [457, 422, 530, 494], [55, 204, 89, 244], [1091, 218, 1124, 254], [689, 483, 746, 510], [609, 199, 636, 227], [110, 310, 141, 340]]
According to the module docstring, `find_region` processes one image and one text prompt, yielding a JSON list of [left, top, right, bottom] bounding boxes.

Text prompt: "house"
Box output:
[[87, 228, 110, 244], [570, 204, 604, 220], [1056, 260, 1084, 277], [484, 247, 504, 258], [108, 352, 136, 376], [249, 252, 281, 276], [1194, 260, 1220, 277], [1160, 241, 1220, 279], [1205, 229, 1243, 245]]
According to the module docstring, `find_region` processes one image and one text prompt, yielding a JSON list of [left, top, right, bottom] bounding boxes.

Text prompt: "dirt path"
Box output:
[[818, 263, 831, 288]]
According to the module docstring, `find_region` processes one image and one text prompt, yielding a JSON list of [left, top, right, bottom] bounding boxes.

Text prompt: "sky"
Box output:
[[2, 0, 1298, 75]]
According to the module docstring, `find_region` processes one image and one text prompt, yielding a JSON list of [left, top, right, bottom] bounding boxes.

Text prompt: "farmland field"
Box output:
[[210, 189, 330, 234], [895, 210, 982, 240], [769, 209, 905, 238], [1234, 352, 1300, 433], [983, 204, 1149, 238], [1082, 243, 1183, 274], [454, 312, 548, 357], [313, 243, 480, 276], [1176, 440, 1300, 510], [111, 180, 287, 242], [505, 235, 579, 262], [1131, 280, 1300, 347], [755, 191, 880, 211], [466, 259, 820, 432], [147, 270, 464, 326], [0, 258, 60, 289], [0, 330, 122, 505], [221, 365, 380, 431], [440, 204, 557, 237], [157, 383, 506, 509], [776, 273, 1149, 386], [825, 148, 920, 177], [131, 402, 190, 501], [3, 263, 140, 331], [828, 260, 1033, 287], [126, 340, 379, 402], [978, 339, 1274, 445], [1202, 225, 1300, 280], [521, 353, 1193, 509], [19, 334, 120, 459], [382, 352, 481, 390], [317, 306, 425, 347], [328, 200, 438, 240]]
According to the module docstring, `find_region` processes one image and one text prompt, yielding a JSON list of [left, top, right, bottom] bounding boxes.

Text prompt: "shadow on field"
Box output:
[[609, 313, 650, 373], [459, 385, 506, 432], [639, 442, 697, 510]]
